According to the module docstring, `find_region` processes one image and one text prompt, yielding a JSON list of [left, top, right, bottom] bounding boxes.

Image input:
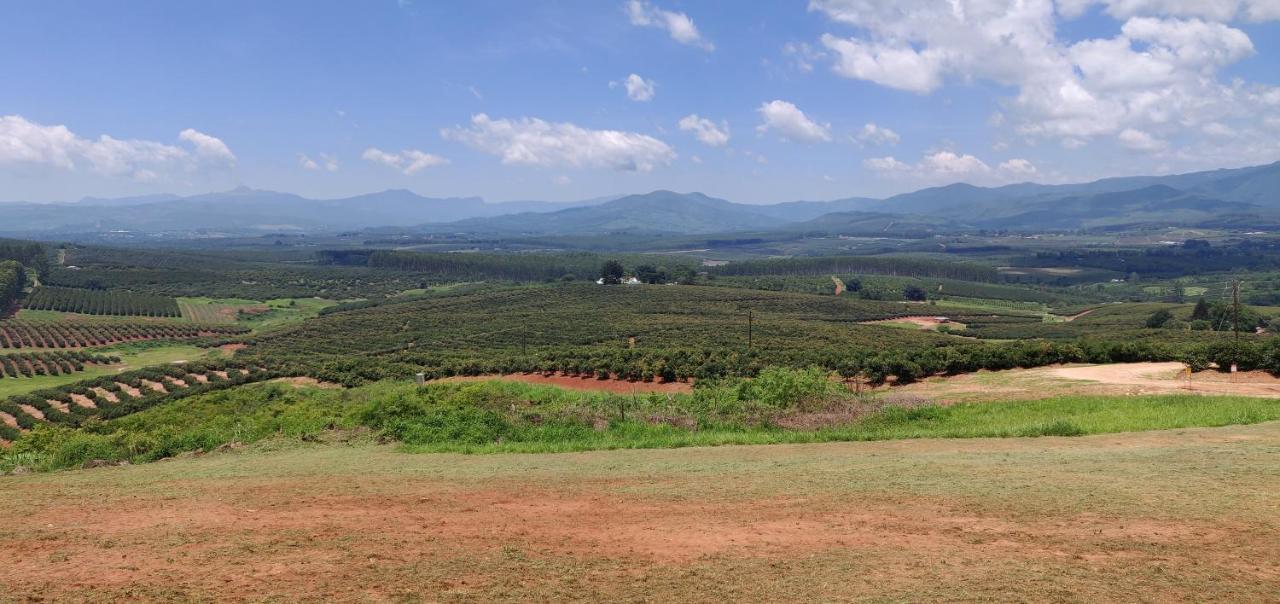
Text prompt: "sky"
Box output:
[[1, 0, 1279, 204]]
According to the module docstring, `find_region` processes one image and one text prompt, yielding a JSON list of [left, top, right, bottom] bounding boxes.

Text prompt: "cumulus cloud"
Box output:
[[179, 129, 237, 164], [616, 73, 656, 101], [441, 113, 675, 172], [856, 122, 901, 146], [756, 100, 831, 143], [864, 149, 1037, 183], [678, 114, 730, 147], [0, 114, 234, 181], [299, 153, 339, 172], [809, 0, 1280, 168], [361, 147, 449, 174], [626, 0, 713, 50], [998, 158, 1039, 177]]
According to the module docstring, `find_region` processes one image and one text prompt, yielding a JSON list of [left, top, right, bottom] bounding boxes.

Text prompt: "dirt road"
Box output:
[[2, 423, 1277, 601]]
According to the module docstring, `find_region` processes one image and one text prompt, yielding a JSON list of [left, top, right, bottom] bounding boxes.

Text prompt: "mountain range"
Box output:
[[1, 161, 1277, 237]]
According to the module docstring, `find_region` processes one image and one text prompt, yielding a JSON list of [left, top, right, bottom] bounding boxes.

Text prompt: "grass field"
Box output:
[[178, 296, 336, 330], [2, 422, 1276, 601]]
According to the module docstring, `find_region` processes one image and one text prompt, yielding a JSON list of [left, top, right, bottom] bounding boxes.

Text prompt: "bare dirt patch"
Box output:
[[891, 362, 1280, 403], [862, 315, 963, 331], [114, 382, 143, 398], [90, 387, 118, 403], [16, 405, 44, 421], [438, 373, 693, 394], [45, 399, 69, 413], [67, 394, 96, 409], [139, 379, 168, 394], [219, 343, 247, 355], [1049, 362, 1280, 397], [0, 411, 16, 428]]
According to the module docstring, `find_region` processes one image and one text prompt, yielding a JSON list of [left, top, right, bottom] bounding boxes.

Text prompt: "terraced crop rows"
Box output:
[[0, 351, 117, 379], [0, 321, 247, 349], [0, 362, 273, 441]]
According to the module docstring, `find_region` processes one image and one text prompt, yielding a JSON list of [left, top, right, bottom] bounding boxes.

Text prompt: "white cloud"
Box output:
[[678, 114, 730, 147], [809, 0, 1280, 169], [299, 153, 339, 172], [998, 158, 1039, 176], [865, 149, 1038, 183], [856, 122, 901, 146], [756, 100, 831, 143], [621, 74, 656, 102], [178, 129, 236, 164], [626, 0, 713, 50], [442, 113, 675, 172], [553, 174, 572, 185], [0, 114, 234, 181], [361, 147, 449, 174], [821, 35, 947, 93], [1117, 128, 1167, 151]]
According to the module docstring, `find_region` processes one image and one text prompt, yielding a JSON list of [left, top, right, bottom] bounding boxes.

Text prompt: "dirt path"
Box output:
[[1062, 307, 1099, 321], [438, 373, 693, 394], [0, 412, 16, 428], [1, 423, 1277, 601]]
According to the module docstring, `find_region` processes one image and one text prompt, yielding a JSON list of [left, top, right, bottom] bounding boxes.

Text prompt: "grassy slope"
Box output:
[[2, 422, 1277, 601], [6, 378, 1279, 470]]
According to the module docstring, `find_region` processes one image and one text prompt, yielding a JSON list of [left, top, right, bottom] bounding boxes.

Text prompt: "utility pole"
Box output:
[[1232, 279, 1241, 380], [1232, 280, 1241, 343]]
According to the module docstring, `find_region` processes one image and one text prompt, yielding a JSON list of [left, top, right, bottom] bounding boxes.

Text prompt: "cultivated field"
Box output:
[[2, 422, 1277, 601]]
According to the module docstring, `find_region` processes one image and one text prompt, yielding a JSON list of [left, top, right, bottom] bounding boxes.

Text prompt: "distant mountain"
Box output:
[[748, 197, 880, 221], [430, 190, 782, 235], [0, 188, 607, 235], [2, 161, 1277, 237]]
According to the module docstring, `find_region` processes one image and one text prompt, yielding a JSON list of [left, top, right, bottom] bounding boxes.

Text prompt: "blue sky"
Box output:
[[2, 0, 1278, 203]]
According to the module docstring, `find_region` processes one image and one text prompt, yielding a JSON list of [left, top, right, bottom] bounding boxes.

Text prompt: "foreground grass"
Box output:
[[4, 372, 1278, 471]]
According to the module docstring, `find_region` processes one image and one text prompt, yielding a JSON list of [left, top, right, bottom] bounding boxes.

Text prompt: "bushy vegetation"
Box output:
[[0, 239, 48, 277], [6, 371, 1279, 471], [0, 261, 24, 317], [25, 286, 180, 317]]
